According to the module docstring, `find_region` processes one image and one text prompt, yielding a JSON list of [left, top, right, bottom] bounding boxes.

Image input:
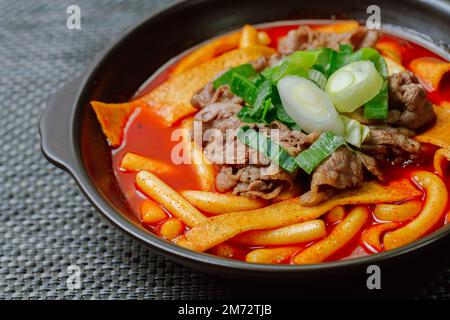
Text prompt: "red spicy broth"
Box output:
[[112, 107, 202, 215], [111, 22, 450, 263]]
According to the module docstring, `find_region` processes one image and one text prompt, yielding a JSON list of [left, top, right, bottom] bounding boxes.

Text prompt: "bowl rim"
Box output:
[[42, 0, 450, 275]]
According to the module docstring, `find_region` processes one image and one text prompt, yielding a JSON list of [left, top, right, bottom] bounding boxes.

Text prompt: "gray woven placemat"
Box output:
[[0, 0, 229, 300], [0, 0, 448, 300]]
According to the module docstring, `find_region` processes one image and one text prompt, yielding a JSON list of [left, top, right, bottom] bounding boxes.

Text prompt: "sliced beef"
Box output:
[[194, 102, 242, 132], [216, 166, 240, 192], [248, 54, 283, 71], [361, 126, 422, 165], [300, 147, 363, 206], [216, 165, 295, 200], [355, 151, 384, 180], [387, 71, 436, 130], [267, 121, 319, 156], [191, 83, 243, 109], [191, 82, 215, 109], [194, 102, 262, 165], [299, 147, 383, 206], [364, 126, 420, 152], [203, 131, 271, 166], [278, 26, 379, 55]]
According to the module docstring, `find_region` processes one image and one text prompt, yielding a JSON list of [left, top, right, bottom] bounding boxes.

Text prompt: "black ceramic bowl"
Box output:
[[40, 0, 450, 278]]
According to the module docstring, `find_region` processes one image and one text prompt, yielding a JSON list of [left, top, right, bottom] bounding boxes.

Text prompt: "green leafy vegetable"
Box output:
[[237, 126, 298, 173], [237, 80, 273, 122], [261, 98, 275, 123], [270, 88, 300, 129], [261, 64, 279, 81], [230, 73, 258, 104], [294, 132, 346, 174], [236, 79, 298, 127], [261, 50, 325, 85], [273, 61, 308, 83], [312, 48, 334, 76], [364, 80, 389, 119], [237, 106, 258, 123], [275, 103, 300, 130], [213, 63, 257, 88], [250, 73, 266, 87], [262, 60, 307, 84], [333, 44, 354, 72], [253, 80, 273, 109], [312, 45, 354, 77]]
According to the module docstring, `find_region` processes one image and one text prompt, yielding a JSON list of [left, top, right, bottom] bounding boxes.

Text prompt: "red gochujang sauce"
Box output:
[[111, 23, 450, 263]]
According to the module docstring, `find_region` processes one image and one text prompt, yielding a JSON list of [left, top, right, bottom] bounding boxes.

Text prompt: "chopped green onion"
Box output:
[[273, 61, 308, 83], [340, 115, 370, 147], [262, 50, 323, 84], [313, 45, 354, 77], [213, 63, 257, 88], [346, 48, 388, 79], [261, 98, 275, 123], [237, 126, 298, 173], [364, 80, 389, 119], [325, 60, 383, 113], [337, 44, 354, 57], [332, 44, 354, 74], [294, 132, 346, 174], [230, 73, 258, 104], [263, 46, 353, 84], [308, 69, 327, 90], [287, 50, 323, 69], [277, 76, 344, 135], [261, 64, 279, 80], [253, 80, 272, 110], [263, 60, 307, 84]]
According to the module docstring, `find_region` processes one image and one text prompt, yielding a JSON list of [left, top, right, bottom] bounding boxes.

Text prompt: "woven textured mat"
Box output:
[[0, 0, 229, 300], [0, 0, 448, 300]]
